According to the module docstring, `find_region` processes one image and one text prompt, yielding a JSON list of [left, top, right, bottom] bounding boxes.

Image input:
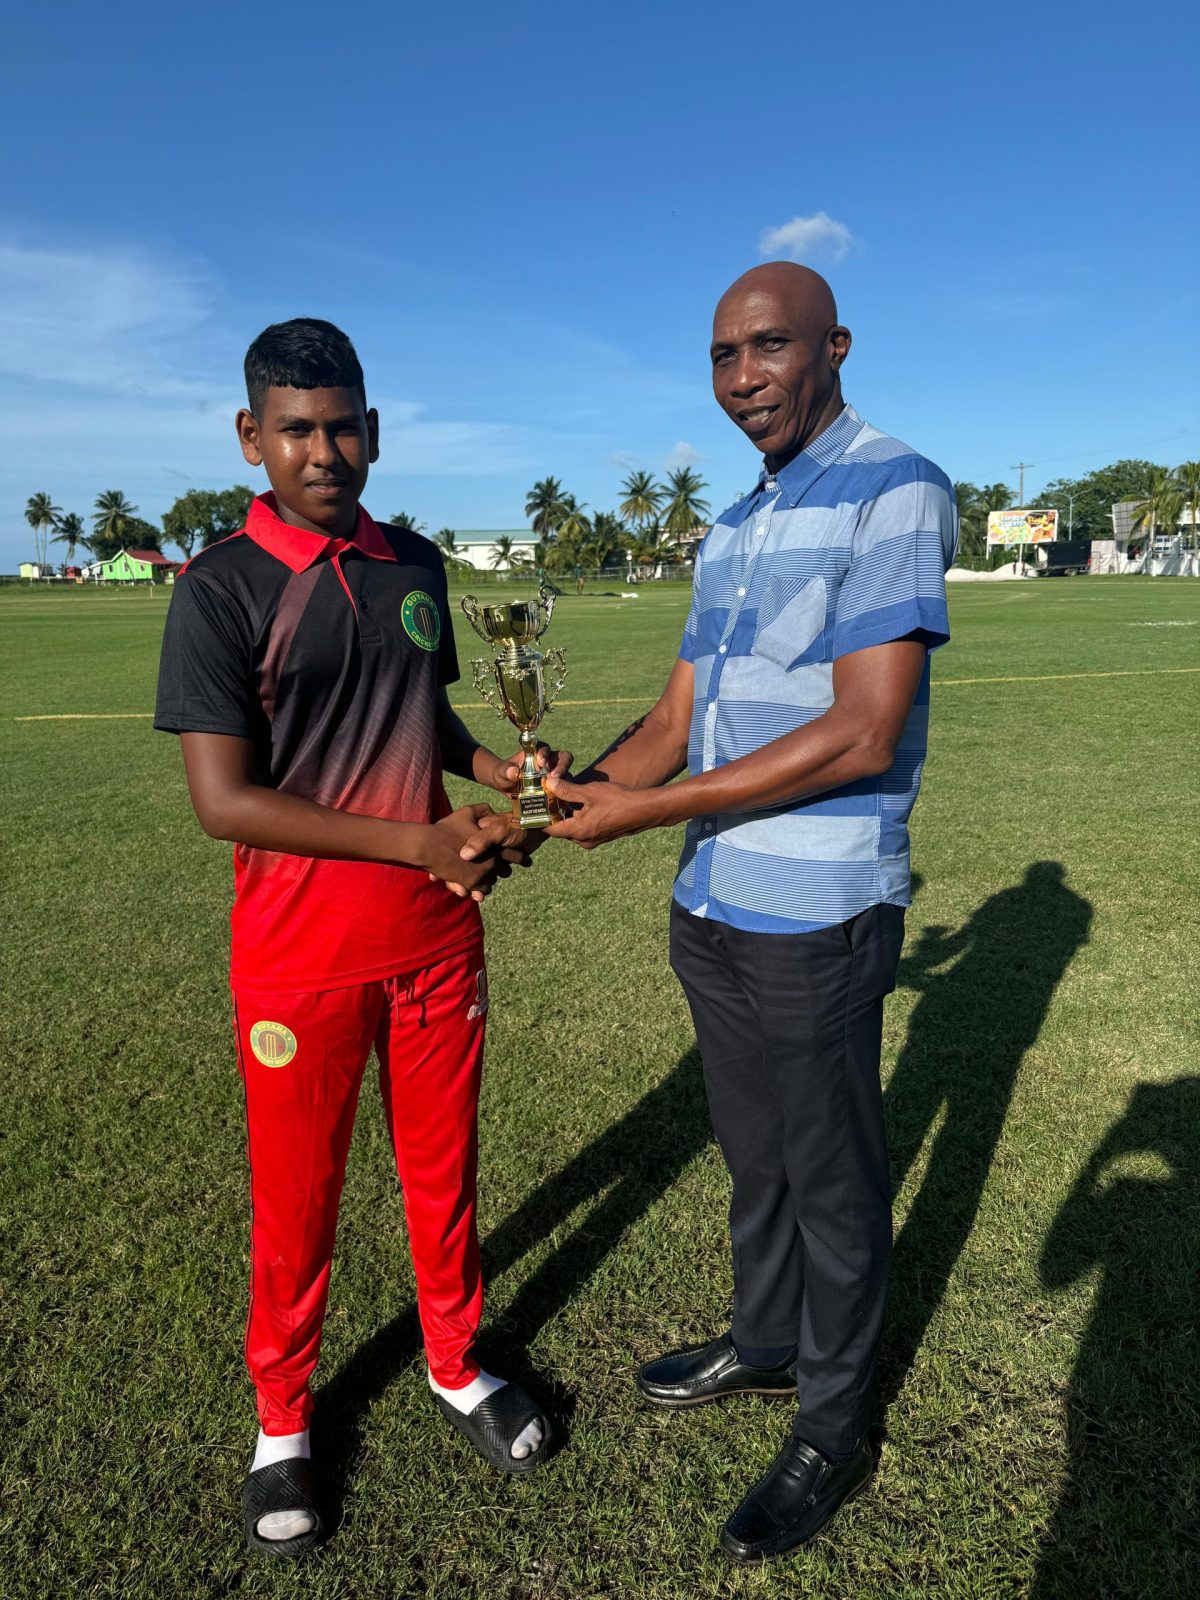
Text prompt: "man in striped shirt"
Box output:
[[544, 262, 957, 1561]]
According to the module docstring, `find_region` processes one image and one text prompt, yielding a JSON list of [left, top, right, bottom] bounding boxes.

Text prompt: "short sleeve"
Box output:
[[679, 545, 703, 663], [433, 553, 460, 688], [154, 571, 258, 735], [831, 459, 957, 659]]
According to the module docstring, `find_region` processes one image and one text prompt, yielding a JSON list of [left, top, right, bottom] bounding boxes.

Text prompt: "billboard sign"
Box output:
[[987, 508, 1058, 546]]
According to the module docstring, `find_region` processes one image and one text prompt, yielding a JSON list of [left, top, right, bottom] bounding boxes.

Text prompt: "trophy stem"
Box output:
[[513, 729, 561, 830]]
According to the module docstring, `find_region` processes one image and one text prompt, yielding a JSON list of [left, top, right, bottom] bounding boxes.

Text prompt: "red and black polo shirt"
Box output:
[[155, 492, 480, 990]]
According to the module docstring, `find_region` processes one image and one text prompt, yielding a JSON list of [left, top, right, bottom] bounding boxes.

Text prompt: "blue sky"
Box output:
[[3, 0, 1197, 566]]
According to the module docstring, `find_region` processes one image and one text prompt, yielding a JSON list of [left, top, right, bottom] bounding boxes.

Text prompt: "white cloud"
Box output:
[[663, 441, 699, 472], [0, 235, 217, 394], [373, 398, 531, 476], [758, 211, 853, 265]]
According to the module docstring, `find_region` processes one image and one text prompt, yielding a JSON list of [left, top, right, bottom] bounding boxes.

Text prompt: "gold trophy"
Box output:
[[461, 582, 568, 828]]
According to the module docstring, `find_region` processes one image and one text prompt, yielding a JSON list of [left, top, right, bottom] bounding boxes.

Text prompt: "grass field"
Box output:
[[1, 576, 1198, 1600]]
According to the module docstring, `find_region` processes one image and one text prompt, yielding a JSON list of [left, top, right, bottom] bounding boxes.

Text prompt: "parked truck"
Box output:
[[1034, 541, 1091, 576]]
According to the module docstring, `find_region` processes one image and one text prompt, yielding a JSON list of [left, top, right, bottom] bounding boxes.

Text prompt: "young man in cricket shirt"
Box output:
[[155, 318, 553, 1559]]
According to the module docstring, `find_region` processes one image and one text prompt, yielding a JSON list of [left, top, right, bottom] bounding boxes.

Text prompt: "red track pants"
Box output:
[[232, 940, 488, 1435]]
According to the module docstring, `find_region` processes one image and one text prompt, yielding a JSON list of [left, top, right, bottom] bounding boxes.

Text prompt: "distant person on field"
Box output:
[[154, 319, 555, 1561], [522, 264, 957, 1561]]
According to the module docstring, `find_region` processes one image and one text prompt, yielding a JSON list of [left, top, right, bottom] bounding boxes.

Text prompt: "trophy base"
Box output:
[[512, 781, 562, 830]]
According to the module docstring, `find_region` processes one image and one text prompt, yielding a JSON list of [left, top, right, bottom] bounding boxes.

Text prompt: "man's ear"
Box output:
[[367, 406, 380, 465], [829, 325, 852, 371], [236, 409, 264, 467]]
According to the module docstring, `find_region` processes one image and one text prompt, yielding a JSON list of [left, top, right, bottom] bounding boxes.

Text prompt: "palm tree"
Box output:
[[630, 521, 681, 574], [433, 528, 458, 556], [953, 482, 986, 561], [390, 512, 425, 532], [1174, 461, 1200, 553], [490, 535, 515, 570], [1129, 469, 1183, 562], [91, 490, 139, 561], [586, 511, 627, 572], [662, 467, 711, 539], [525, 477, 568, 538], [25, 492, 61, 570], [556, 495, 591, 544], [52, 512, 88, 564], [619, 469, 664, 532], [972, 482, 1015, 566]]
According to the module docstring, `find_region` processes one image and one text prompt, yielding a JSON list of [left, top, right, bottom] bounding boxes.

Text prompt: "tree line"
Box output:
[[954, 458, 1200, 561], [412, 467, 712, 574], [23, 486, 255, 570], [29, 453, 1193, 577], [22, 469, 712, 577]]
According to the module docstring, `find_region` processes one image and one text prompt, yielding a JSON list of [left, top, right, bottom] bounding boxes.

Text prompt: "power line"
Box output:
[[1006, 429, 1199, 485]]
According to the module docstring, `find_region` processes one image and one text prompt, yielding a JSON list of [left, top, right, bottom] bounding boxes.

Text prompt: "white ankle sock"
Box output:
[[250, 1428, 315, 1541], [428, 1368, 544, 1459], [252, 1427, 310, 1471]]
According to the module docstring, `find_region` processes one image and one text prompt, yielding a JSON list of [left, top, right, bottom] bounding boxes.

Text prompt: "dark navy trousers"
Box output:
[[669, 899, 905, 1458]]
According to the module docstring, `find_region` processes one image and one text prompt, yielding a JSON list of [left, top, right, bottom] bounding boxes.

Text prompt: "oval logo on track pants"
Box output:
[[249, 1021, 298, 1067]]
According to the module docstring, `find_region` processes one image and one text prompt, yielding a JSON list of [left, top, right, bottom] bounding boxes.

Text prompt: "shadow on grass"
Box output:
[[1032, 1076, 1200, 1599], [315, 1047, 711, 1527], [316, 861, 1099, 1536], [877, 862, 1093, 1414]]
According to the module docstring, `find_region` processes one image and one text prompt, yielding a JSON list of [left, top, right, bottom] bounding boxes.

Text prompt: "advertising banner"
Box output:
[[987, 508, 1058, 546]]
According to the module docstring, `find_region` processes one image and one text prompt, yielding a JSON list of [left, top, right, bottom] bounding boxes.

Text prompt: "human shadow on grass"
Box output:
[[314, 1046, 712, 1529], [1031, 1077, 1200, 1600], [876, 862, 1093, 1415]]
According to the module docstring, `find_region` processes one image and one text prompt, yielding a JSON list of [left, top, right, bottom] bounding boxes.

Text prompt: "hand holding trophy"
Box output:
[[461, 583, 568, 828]]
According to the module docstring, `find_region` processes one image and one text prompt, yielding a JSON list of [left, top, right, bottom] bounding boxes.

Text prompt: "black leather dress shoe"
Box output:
[[719, 1435, 873, 1562], [634, 1333, 796, 1408]]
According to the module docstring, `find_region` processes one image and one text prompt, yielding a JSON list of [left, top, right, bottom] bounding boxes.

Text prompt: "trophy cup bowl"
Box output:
[[461, 583, 567, 829]]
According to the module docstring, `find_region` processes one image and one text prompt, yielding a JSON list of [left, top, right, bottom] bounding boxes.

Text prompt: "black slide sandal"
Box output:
[[242, 1458, 323, 1559], [432, 1383, 553, 1474]]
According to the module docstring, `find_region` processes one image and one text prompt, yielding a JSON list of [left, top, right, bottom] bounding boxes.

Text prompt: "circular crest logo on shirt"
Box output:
[[249, 1020, 297, 1068], [401, 590, 441, 652]]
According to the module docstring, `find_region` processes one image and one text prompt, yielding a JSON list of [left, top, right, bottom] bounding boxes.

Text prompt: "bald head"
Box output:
[[710, 262, 851, 470], [715, 262, 839, 338]]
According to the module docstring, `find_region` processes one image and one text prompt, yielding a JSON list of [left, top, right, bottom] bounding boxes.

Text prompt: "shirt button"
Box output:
[[718, 644, 727, 654], [737, 587, 746, 597]]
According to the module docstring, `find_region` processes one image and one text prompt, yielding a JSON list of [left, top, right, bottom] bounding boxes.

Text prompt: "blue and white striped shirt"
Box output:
[[675, 404, 956, 934]]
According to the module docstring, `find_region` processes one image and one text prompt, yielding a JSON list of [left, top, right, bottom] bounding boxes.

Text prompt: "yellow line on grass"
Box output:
[[936, 666, 1200, 687], [14, 712, 154, 721], [12, 666, 1200, 723]]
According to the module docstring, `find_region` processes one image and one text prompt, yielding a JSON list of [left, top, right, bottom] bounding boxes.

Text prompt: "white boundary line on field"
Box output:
[[11, 666, 1200, 722]]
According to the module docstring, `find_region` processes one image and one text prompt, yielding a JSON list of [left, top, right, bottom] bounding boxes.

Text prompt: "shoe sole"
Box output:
[[636, 1383, 795, 1409], [718, 1470, 872, 1563]]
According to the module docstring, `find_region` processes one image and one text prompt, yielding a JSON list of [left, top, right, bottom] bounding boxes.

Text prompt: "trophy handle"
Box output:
[[460, 594, 487, 640], [538, 582, 559, 630], [541, 647, 568, 709], [470, 658, 508, 720]]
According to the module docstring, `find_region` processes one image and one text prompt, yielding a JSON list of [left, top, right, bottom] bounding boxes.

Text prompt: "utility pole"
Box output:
[[1011, 462, 1033, 507]]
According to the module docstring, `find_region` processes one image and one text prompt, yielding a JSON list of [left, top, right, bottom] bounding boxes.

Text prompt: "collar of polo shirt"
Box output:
[[753, 404, 866, 508], [244, 492, 397, 572]]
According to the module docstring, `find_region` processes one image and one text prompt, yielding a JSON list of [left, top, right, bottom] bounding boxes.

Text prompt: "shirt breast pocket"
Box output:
[[752, 576, 828, 670]]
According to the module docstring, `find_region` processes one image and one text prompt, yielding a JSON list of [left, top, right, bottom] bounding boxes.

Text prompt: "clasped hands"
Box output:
[[437, 745, 648, 900], [428, 744, 573, 901]]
